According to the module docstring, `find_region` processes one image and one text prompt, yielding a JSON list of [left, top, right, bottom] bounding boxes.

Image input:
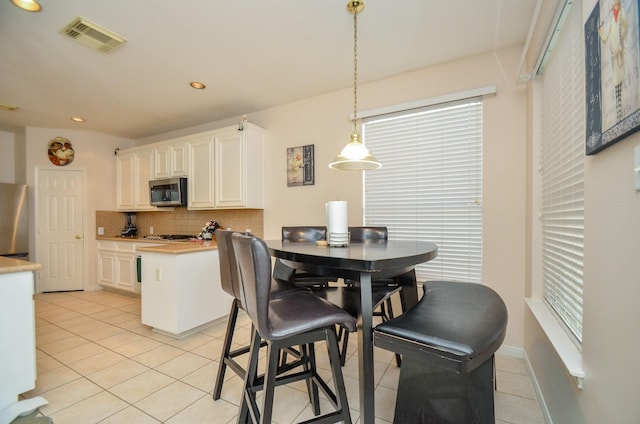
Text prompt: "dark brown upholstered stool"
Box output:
[[232, 233, 355, 424], [373, 281, 508, 424], [212, 230, 303, 401]]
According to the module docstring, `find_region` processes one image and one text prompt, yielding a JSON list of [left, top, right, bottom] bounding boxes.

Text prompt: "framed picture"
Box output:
[[287, 144, 315, 186], [585, 0, 640, 155]]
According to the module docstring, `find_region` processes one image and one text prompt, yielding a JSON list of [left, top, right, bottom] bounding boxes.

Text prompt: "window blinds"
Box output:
[[539, 0, 584, 344], [363, 99, 483, 283]]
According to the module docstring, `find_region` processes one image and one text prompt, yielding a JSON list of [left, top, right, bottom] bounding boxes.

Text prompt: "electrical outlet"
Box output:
[[149, 226, 154, 234], [97, 227, 104, 235], [155, 269, 161, 281]]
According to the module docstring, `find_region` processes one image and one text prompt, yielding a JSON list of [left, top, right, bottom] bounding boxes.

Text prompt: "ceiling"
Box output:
[[0, 0, 537, 140]]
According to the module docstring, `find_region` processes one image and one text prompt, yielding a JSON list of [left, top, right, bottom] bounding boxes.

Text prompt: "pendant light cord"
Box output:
[[353, 8, 359, 133]]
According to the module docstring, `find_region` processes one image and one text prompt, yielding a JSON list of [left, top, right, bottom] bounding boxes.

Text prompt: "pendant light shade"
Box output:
[[329, 0, 381, 171], [11, 0, 41, 12], [329, 130, 381, 170]]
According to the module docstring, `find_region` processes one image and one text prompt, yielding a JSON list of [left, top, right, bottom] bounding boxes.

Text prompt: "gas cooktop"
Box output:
[[144, 234, 195, 240]]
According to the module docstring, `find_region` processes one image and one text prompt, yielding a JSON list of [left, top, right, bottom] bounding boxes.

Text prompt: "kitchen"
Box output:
[[1, 0, 639, 423]]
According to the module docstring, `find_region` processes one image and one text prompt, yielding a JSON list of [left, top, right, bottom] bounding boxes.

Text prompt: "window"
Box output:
[[538, 0, 585, 344], [362, 98, 482, 283]]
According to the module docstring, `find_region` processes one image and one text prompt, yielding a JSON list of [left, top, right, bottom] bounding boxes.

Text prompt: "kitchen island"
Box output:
[[0, 257, 48, 423], [137, 240, 231, 338]]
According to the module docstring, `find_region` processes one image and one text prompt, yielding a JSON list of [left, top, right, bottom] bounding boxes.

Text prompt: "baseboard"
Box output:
[[522, 349, 553, 424]]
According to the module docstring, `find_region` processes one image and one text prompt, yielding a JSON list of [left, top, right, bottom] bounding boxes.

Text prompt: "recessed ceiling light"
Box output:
[[70, 117, 85, 123], [11, 0, 41, 12], [190, 82, 206, 90]]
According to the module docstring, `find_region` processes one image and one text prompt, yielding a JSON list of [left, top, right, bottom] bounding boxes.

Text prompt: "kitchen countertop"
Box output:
[[136, 240, 217, 254], [97, 236, 199, 243], [0, 257, 42, 275]]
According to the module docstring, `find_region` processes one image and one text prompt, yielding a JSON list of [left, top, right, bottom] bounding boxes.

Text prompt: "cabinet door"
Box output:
[[171, 142, 188, 176], [154, 145, 171, 178], [134, 148, 155, 210], [116, 153, 135, 210], [98, 251, 116, 288], [188, 135, 215, 209], [215, 130, 245, 208], [115, 254, 136, 292], [155, 142, 188, 178], [214, 125, 264, 208]]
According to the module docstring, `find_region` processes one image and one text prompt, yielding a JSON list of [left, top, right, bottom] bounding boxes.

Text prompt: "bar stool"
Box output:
[[232, 233, 355, 424], [373, 281, 508, 423], [274, 226, 337, 288], [212, 230, 303, 401]]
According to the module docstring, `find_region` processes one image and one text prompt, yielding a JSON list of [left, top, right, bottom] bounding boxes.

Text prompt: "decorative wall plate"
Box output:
[[48, 137, 75, 166]]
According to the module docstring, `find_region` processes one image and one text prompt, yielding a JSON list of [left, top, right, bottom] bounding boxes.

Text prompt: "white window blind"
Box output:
[[363, 98, 482, 283], [539, 0, 584, 344]]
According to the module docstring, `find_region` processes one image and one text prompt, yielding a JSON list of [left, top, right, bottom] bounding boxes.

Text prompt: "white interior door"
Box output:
[[37, 169, 85, 292]]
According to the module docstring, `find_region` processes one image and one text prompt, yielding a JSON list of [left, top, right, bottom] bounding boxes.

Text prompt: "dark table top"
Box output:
[[265, 239, 438, 273]]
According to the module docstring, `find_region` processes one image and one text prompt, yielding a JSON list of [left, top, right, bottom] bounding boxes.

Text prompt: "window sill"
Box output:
[[525, 298, 585, 389]]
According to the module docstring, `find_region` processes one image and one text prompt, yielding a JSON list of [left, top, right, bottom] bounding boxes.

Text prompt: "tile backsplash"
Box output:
[[96, 208, 264, 238]]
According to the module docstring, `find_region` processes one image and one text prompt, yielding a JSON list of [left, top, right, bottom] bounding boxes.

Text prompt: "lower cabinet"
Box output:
[[97, 241, 157, 293]]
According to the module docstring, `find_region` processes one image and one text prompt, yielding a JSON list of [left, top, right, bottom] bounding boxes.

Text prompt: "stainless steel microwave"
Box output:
[[149, 177, 187, 206]]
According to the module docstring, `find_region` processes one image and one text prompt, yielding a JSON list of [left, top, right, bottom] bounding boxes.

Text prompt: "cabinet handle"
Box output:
[[75, 235, 82, 239]]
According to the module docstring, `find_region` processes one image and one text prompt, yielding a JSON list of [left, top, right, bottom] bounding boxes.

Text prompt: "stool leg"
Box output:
[[238, 327, 261, 424], [213, 299, 240, 400], [325, 327, 352, 424], [260, 340, 281, 424]]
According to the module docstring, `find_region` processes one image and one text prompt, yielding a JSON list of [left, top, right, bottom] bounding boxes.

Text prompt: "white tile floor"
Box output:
[[21, 290, 546, 423]]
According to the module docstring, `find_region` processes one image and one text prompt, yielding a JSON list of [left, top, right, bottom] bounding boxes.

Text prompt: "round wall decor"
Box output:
[[48, 137, 75, 166]]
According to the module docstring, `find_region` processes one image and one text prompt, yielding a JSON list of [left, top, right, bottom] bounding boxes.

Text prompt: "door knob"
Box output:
[[75, 234, 82, 239]]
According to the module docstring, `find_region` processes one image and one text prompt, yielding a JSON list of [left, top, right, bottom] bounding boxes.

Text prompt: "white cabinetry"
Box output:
[[116, 147, 156, 211], [187, 134, 216, 209], [186, 123, 264, 209], [98, 241, 157, 293], [154, 141, 188, 178], [115, 123, 265, 211], [0, 268, 38, 417], [214, 124, 264, 208]]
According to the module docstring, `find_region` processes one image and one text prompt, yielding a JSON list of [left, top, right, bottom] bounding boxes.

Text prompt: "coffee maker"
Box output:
[[121, 213, 138, 237]]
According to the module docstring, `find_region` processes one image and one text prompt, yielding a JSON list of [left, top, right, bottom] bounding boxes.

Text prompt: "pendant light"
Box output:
[[329, 0, 381, 171], [10, 0, 41, 12]]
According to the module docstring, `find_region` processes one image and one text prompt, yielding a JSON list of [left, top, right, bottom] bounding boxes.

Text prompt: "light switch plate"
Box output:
[[97, 227, 104, 235], [635, 145, 640, 191]]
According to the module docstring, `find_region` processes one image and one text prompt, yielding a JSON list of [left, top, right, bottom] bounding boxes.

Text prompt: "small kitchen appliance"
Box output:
[[121, 213, 138, 237]]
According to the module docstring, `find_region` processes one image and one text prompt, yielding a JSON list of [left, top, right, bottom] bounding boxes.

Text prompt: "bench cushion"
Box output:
[[374, 281, 507, 373]]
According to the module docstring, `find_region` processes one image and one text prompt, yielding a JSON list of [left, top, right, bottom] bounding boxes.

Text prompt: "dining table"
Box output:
[[265, 239, 438, 424]]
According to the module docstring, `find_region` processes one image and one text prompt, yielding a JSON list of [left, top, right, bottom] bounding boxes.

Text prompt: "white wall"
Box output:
[[0, 130, 16, 183], [24, 127, 133, 290], [523, 0, 640, 422]]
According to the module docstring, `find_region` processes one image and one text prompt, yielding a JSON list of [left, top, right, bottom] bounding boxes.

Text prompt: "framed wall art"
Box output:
[[585, 0, 640, 155], [47, 137, 75, 166], [287, 144, 315, 187]]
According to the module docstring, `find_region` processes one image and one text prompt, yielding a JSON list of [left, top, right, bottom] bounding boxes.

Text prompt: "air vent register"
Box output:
[[61, 17, 126, 54]]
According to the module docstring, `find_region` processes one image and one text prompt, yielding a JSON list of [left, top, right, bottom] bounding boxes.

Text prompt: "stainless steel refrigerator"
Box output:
[[0, 183, 28, 260]]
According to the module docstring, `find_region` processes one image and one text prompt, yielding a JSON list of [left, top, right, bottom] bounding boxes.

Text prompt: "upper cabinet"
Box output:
[[154, 140, 188, 179], [187, 123, 264, 210], [187, 133, 216, 209], [116, 123, 265, 211], [116, 147, 156, 211], [214, 124, 264, 209]]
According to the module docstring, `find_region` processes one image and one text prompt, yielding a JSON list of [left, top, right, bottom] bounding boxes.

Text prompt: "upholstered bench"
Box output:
[[373, 281, 508, 423]]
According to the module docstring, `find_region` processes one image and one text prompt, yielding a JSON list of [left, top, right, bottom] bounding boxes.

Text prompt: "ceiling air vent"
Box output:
[[61, 17, 126, 54]]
